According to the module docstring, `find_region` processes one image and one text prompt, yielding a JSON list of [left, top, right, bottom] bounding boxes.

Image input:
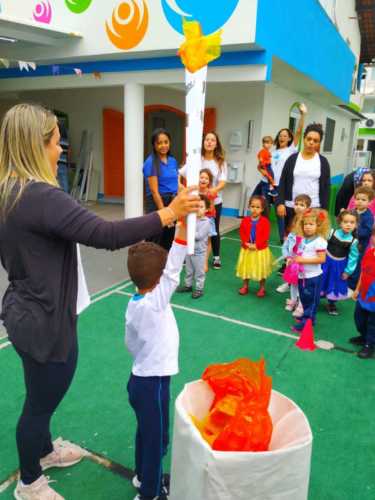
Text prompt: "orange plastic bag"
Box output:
[[192, 358, 273, 452]]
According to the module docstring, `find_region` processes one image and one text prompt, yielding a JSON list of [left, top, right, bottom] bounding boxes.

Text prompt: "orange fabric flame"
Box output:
[[106, 0, 148, 51], [178, 19, 222, 73], [192, 358, 273, 452]]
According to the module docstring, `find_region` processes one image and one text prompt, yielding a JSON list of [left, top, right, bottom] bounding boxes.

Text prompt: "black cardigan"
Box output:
[[276, 153, 331, 210], [0, 182, 162, 363], [334, 171, 355, 216]]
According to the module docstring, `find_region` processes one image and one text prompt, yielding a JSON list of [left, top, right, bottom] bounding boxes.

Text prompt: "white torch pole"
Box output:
[[185, 65, 208, 255]]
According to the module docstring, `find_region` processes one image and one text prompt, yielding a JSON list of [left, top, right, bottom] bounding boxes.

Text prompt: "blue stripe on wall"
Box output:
[[0, 50, 269, 79], [255, 0, 356, 102]]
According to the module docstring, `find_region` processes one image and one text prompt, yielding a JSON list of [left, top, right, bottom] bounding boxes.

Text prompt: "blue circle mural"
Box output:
[[161, 0, 240, 35]]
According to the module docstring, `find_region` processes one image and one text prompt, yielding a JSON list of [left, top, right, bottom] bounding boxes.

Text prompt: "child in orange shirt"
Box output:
[[257, 136, 277, 197]]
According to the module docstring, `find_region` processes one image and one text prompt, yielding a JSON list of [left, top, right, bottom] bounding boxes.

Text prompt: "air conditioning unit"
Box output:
[[365, 118, 375, 128]]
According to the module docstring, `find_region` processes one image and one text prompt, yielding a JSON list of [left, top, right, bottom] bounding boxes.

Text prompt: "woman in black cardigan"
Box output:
[[0, 103, 200, 500], [276, 123, 331, 231]]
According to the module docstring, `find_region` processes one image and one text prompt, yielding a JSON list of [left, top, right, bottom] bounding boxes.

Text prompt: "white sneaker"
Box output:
[[40, 439, 84, 471], [276, 283, 290, 293], [292, 302, 304, 318], [14, 475, 64, 500], [132, 475, 142, 489]]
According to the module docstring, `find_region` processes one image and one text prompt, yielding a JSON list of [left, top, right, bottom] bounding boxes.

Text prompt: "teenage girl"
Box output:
[[321, 210, 359, 315], [291, 208, 330, 331], [236, 195, 274, 297]]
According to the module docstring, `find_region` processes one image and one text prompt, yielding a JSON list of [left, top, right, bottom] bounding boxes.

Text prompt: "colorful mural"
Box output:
[[105, 0, 149, 50], [65, 0, 92, 14], [161, 0, 240, 35], [33, 0, 52, 24]]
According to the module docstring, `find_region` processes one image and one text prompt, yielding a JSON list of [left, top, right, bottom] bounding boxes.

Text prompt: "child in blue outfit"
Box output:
[[125, 222, 187, 500], [321, 210, 359, 315], [348, 186, 374, 290], [351, 226, 375, 359]]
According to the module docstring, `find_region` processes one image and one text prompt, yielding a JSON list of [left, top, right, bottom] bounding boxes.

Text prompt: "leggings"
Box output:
[[211, 203, 222, 257], [15, 338, 78, 484]]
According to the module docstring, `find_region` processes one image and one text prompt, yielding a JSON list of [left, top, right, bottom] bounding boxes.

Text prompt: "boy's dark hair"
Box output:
[[337, 209, 358, 224], [127, 242, 168, 290], [294, 194, 312, 208], [304, 123, 324, 140], [199, 194, 210, 210], [354, 185, 375, 202]]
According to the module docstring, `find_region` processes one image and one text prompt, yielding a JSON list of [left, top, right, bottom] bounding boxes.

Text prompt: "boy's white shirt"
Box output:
[[125, 241, 187, 377]]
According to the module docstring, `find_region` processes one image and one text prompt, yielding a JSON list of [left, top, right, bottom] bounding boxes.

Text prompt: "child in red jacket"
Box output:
[[236, 195, 274, 297]]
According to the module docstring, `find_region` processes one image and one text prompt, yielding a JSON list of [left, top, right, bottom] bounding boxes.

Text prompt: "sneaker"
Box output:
[[326, 303, 339, 316], [192, 289, 203, 299], [132, 475, 142, 489], [238, 285, 249, 295], [212, 257, 221, 269], [285, 299, 297, 311], [132, 475, 169, 495], [349, 336, 365, 346], [358, 344, 375, 359], [256, 287, 266, 298], [276, 283, 290, 294], [40, 439, 84, 471], [292, 302, 304, 318], [14, 475, 64, 500], [176, 285, 192, 293]]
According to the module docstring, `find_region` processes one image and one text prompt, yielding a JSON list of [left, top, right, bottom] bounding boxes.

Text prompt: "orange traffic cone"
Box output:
[[295, 319, 316, 351]]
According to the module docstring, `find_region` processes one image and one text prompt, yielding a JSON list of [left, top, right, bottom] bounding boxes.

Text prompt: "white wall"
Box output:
[[1, 0, 257, 62], [319, 0, 361, 59]]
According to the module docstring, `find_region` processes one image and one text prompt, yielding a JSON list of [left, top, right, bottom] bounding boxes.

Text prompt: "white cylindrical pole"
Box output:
[[124, 82, 144, 219]]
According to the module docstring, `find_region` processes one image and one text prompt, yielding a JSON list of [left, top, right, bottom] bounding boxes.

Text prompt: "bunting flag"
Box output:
[[18, 61, 37, 72], [0, 58, 10, 68], [52, 64, 60, 75], [93, 71, 102, 80], [73, 67, 83, 76]]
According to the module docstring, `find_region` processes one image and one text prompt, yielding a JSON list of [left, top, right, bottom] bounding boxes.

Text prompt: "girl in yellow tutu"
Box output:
[[237, 195, 274, 297]]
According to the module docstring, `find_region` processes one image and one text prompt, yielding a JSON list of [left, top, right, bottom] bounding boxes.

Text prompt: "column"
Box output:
[[124, 82, 144, 218]]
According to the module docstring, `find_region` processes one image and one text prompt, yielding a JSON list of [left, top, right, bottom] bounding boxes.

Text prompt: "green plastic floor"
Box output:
[[1, 228, 375, 500]]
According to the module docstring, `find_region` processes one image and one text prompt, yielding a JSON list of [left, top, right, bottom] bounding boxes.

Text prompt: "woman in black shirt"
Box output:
[[0, 103, 199, 499]]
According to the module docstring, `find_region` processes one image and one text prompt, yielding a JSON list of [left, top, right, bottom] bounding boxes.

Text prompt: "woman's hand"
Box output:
[[352, 290, 359, 301], [277, 204, 286, 218], [158, 186, 200, 227], [299, 103, 307, 115]]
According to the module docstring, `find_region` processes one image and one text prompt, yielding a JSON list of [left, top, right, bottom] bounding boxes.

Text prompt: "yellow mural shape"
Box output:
[[106, 0, 149, 51], [178, 19, 222, 73]]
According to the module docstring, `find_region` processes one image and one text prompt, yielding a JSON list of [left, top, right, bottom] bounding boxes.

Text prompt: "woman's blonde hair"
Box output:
[[295, 208, 330, 239], [0, 103, 58, 218]]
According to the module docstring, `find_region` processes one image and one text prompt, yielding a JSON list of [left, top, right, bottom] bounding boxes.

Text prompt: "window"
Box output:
[[356, 139, 364, 152], [323, 118, 336, 152]]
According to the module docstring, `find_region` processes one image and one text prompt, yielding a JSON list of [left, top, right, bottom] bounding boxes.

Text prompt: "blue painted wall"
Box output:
[[256, 0, 356, 102]]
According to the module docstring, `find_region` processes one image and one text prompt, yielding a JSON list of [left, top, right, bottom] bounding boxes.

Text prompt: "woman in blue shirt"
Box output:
[[143, 128, 179, 250]]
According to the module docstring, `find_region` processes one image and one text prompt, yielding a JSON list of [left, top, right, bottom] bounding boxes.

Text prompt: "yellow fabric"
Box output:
[[178, 19, 222, 73], [236, 247, 274, 281]]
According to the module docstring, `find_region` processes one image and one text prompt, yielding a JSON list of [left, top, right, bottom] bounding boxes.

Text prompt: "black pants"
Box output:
[[354, 301, 375, 346], [15, 338, 78, 484], [127, 374, 170, 498], [145, 194, 176, 251], [252, 182, 285, 243], [211, 203, 222, 257]]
